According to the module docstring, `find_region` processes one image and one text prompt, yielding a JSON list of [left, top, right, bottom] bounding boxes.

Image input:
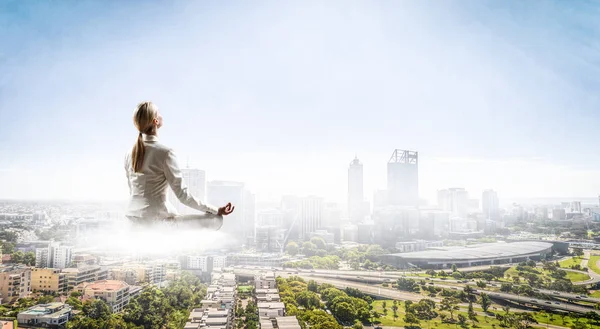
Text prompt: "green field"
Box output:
[[237, 285, 253, 293], [590, 290, 600, 298], [558, 257, 583, 268], [589, 255, 600, 275], [504, 265, 589, 283], [565, 271, 590, 282], [370, 300, 595, 329]]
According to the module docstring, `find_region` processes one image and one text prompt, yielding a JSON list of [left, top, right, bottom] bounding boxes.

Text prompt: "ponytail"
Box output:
[[131, 101, 158, 173], [132, 132, 145, 172]]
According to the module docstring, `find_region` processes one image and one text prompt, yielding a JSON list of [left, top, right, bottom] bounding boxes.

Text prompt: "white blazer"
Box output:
[[124, 134, 218, 220]]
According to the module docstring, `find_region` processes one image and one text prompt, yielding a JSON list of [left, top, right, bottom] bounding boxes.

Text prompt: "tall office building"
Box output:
[[281, 195, 301, 240], [482, 189, 500, 220], [348, 156, 365, 223], [244, 190, 256, 243], [299, 196, 323, 239], [438, 188, 469, 218], [207, 181, 245, 243], [167, 168, 206, 215], [387, 149, 419, 207]]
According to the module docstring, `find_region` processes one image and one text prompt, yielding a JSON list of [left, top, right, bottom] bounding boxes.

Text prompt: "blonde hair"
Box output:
[[132, 101, 159, 172]]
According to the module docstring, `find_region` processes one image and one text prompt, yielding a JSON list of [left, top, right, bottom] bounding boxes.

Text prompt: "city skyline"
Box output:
[[2, 1, 600, 203]]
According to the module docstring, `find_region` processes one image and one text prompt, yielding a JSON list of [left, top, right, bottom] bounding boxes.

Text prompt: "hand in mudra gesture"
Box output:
[[217, 203, 235, 216]]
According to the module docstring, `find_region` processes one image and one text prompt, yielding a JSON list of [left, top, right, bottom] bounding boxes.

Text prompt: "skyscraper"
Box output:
[[299, 196, 323, 239], [438, 188, 469, 218], [244, 190, 256, 243], [482, 189, 500, 220], [206, 181, 245, 243], [387, 149, 419, 207], [347, 156, 364, 223], [167, 168, 206, 215]]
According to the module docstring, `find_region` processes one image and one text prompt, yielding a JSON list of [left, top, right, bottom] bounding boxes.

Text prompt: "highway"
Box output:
[[233, 268, 600, 315]]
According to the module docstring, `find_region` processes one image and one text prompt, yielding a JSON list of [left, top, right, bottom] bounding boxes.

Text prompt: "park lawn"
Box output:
[[531, 311, 595, 328], [589, 255, 600, 275], [506, 265, 589, 283], [590, 290, 600, 298], [237, 285, 253, 293], [371, 300, 502, 329], [558, 257, 582, 269], [565, 271, 590, 282]]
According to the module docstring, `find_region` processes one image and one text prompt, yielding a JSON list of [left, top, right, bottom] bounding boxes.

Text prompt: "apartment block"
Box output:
[[31, 268, 68, 294], [61, 265, 108, 291], [0, 265, 32, 304], [77, 280, 130, 313]]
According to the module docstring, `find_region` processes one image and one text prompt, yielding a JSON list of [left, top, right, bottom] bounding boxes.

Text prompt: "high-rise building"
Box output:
[[167, 168, 206, 215], [207, 181, 246, 243], [438, 188, 469, 218], [244, 190, 256, 243], [35, 243, 72, 269], [257, 209, 284, 227], [570, 201, 582, 213], [280, 195, 301, 240], [299, 196, 323, 239], [552, 208, 566, 220], [482, 189, 500, 220], [347, 156, 365, 223], [387, 149, 419, 207]]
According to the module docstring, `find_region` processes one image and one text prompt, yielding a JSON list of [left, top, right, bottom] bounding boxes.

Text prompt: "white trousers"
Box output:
[[127, 213, 224, 231]]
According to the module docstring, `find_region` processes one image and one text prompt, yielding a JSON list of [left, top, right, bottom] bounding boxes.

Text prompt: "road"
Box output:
[[233, 268, 600, 315], [269, 268, 600, 304]]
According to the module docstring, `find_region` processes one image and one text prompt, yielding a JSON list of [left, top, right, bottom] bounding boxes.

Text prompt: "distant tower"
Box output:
[[438, 188, 469, 218], [167, 168, 207, 215], [299, 196, 324, 239], [387, 149, 419, 207], [482, 189, 500, 220], [347, 156, 364, 223]]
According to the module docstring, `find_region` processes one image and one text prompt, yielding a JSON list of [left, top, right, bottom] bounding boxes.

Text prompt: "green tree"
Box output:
[[458, 314, 468, 328], [310, 237, 327, 250], [38, 295, 55, 304], [451, 264, 458, 272], [439, 297, 460, 320], [286, 241, 299, 256], [123, 286, 173, 329], [11, 250, 24, 264], [479, 293, 491, 313], [573, 248, 584, 257], [404, 313, 420, 327], [23, 251, 36, 266], [468, 301, 478, 325], [0, 241, 14, 254], [352, 320, 363, 329], [307, 280, 318, 292]]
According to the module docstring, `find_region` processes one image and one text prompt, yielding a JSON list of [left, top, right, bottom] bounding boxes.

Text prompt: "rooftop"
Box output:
[[81, 280, 128, 291], [388, 241, 554, 261]]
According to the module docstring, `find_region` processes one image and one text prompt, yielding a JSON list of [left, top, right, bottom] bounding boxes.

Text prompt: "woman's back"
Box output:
[[125, 134, 176, 220]]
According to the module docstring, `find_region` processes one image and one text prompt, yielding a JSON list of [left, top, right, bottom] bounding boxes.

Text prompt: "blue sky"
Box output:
[[0, 0, 599, 203]]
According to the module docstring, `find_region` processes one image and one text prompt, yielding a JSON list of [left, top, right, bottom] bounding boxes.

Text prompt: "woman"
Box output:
[[125, 101, 234, 229]]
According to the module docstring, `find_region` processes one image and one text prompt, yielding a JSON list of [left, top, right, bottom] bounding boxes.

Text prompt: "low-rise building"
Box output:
[[77, 280, 130, 313], [255, 288, 280, 302], [255, 272, 276, 290], [18, 302, 72, 327], [257, 302, 285, 318]]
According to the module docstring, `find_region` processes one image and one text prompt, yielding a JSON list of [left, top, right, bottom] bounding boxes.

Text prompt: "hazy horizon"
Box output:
[[1, 1, 599, 205]]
